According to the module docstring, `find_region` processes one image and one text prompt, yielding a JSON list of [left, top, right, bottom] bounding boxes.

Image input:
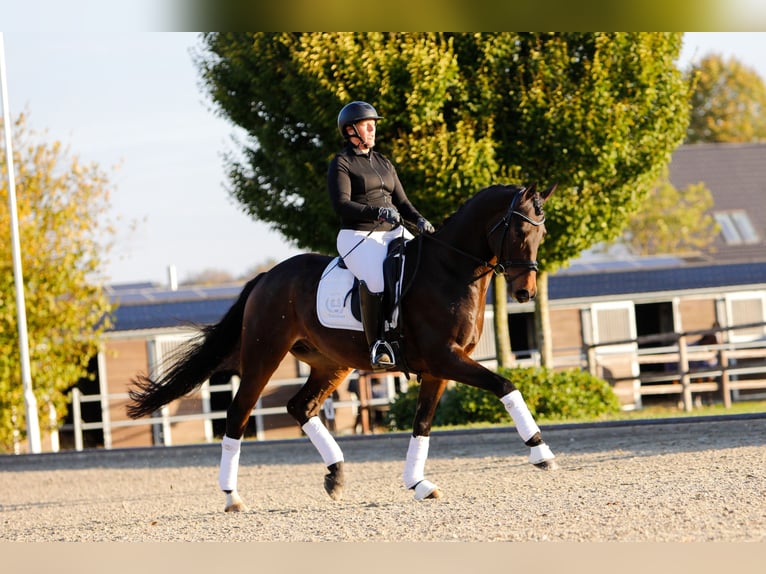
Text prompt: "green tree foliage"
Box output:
[[196, 32, 498, 254], [196, 33, 691, 365], [1, 114, 115, 452], [686, 53, 766, 144], [620, 169, 719, 256], [483, 33, 691, 271]]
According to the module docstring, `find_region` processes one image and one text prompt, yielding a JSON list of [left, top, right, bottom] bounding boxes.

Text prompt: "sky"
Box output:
[[2, 31, 766, 286]]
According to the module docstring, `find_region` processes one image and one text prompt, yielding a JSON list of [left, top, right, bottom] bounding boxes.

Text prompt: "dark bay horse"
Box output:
[[127, 183, 557, 511]]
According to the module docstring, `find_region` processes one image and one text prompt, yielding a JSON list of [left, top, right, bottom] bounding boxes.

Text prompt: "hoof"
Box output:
[[533, 459, 559, 470], [529, 443, 557, 470], [224, 490, 247, 512], [324, 462, 345, 501], [413, 479, 441, 501]]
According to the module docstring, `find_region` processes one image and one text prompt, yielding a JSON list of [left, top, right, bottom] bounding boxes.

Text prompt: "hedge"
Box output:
[[386, 366, 620, 430]]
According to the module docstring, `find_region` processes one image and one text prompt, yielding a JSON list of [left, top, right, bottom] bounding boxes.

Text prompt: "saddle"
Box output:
[[315, 237, 408, 343], [339, 236, 407, 328]]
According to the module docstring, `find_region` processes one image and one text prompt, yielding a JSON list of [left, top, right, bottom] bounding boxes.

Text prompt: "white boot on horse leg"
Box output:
[[501, 390, 558, 470], [219, 435, 247, 512], [402, 435, 442, 500], [302, 416, 346, 500]]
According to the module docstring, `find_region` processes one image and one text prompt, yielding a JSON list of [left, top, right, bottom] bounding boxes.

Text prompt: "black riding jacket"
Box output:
[[328, 144, 424, 231]]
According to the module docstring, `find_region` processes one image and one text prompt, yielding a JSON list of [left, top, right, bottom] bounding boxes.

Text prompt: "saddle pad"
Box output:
[[316, 258, 363, 331]]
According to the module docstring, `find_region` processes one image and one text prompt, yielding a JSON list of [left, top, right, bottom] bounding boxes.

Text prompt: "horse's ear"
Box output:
[[540, 183, 557, 202]]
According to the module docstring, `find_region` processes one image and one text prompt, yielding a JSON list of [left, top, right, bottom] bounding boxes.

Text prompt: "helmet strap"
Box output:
[[346, 123, 371, 151]]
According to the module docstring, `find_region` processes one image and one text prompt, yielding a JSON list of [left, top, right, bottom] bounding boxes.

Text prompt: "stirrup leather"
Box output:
[[370, 339, 395, 369]]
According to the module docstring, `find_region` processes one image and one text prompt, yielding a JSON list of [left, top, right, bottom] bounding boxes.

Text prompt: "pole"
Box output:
[[0, 33, 42, 453]]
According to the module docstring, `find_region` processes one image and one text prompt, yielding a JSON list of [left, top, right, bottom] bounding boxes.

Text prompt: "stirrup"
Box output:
[[371, 340, 395, 369]]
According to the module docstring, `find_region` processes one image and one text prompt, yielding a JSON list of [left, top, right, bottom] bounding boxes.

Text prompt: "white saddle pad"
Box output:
[[316, 258, 363, 331]]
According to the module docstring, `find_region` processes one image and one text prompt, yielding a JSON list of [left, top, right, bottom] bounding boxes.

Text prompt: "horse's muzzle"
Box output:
[[514, 289, 533, 303]]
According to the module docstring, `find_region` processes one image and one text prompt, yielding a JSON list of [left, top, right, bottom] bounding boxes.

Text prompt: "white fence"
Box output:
[[66, 372, 400, 452], [61, 324, 766, 452]]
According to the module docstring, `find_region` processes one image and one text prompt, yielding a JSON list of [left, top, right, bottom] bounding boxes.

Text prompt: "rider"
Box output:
[[328, 101, 435, 370]]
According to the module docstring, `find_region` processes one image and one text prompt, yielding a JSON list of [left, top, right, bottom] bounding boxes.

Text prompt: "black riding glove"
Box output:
[[417, 217, 435, 234], [377, 207, 401, 225]]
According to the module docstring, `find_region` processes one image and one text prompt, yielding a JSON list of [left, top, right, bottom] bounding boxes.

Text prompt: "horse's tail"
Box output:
[[126, 274, 263, 419]]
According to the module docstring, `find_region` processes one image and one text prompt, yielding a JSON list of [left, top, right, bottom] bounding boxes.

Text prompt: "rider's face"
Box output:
[[348, 119, 376, 150]]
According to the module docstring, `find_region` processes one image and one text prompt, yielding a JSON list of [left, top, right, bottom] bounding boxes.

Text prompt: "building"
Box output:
[[69, 143, 766, 449]]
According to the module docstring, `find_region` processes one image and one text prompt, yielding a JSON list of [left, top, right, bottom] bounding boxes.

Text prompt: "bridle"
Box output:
[[485, 188, 545, 281], [414, 188, 545, 283]]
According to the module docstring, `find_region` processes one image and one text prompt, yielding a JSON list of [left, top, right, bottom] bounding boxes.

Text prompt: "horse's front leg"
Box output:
[[286, 366, 353, 501], [403, 375, 448, 500], [500, 388, 557, 470], [431, 350, 557, 471]]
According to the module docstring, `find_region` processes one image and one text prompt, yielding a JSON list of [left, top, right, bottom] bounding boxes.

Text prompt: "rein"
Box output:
[[321, 221, 383, 280]]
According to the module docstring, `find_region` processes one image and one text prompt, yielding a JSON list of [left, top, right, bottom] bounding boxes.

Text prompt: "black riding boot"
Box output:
[[359, 281, 395, 370]]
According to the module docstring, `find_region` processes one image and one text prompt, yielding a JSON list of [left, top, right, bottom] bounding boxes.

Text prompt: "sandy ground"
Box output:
[[1, 415, 764, 542]]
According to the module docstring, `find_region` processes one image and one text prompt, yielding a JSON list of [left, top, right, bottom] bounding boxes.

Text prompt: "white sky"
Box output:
[[2, 31, 766, 285]]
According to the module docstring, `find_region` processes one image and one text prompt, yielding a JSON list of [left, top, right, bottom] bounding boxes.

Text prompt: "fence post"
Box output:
[[97, 350, 113, 449], [255, 397, 265, 441], [48, 402, 59, 453], [72, 387, 83, 452], [678, 334, 692, 412], [201, 379, 213, 443], [719, 346, 731, 408]]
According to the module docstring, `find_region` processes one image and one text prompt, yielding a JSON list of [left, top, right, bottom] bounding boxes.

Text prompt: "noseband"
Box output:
[[485, 189, 545, 280]]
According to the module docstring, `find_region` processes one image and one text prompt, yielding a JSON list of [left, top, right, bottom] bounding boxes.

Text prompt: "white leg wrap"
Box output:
[[402, 435, 430, 489], [302, 416, 344, 466], [500, 390, 540, 442], [218, 435, 242, 492]]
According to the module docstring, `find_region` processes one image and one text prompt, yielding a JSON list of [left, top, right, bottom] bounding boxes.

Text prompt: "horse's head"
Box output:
[[489, 183, 555, 303]]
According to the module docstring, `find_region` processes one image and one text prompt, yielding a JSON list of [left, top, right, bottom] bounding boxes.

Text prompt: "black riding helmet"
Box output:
[[337, 101, 383, 140]]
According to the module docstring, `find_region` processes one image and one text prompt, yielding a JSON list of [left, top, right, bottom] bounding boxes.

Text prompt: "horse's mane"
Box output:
[[440, 184, 526, 228]]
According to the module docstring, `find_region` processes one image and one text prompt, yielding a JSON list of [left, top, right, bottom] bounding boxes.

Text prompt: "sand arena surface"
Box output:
[[1, 415, 764, 542]]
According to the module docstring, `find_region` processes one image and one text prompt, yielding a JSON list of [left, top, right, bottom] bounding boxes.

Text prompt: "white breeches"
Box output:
[[337, 227, 412, 293]]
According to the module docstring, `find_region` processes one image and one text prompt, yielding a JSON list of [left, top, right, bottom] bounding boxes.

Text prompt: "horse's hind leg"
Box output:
[[219, 333, 296, 512], [286, 365, 354, 501], [402, 375, 448, 501]]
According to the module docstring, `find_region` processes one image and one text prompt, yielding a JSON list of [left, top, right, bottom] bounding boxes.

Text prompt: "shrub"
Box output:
[[385, 367, 620, 430]]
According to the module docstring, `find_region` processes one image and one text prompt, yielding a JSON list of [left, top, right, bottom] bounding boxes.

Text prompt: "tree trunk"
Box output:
[[534, 271, 554, 367], [492, 274, 513, 367]]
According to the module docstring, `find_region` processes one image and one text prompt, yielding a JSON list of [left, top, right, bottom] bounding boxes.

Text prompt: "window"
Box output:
[[714, 210, 759, 245], [725, 292, 766, 341]]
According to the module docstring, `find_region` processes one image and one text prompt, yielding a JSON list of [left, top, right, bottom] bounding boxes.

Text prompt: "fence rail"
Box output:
[[65, 373, 397, 452], [587, 323, 766, 411], [62, 323, 766, 451]]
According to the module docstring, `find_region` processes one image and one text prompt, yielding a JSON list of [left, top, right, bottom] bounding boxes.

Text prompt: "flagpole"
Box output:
[[0, 33, 42, 454]]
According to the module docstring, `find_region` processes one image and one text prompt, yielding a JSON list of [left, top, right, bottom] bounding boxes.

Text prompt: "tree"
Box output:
[[483, 33, 691, 364], [195, 33, 498, 254], [619, 169, 719, 256], [1, 114, 115, 452], [686, 53, 766, 143], [196, 33, 690, 366]]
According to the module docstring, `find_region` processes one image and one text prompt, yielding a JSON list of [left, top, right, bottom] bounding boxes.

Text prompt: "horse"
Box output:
[[127, 182, 558, 512]]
